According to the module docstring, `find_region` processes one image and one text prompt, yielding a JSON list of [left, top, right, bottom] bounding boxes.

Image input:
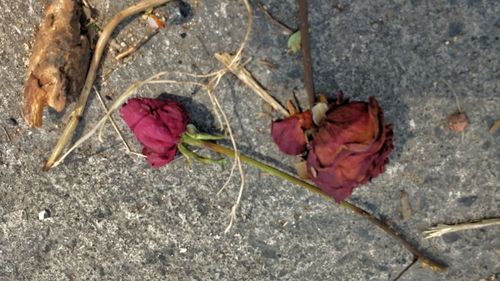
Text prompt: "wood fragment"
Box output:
[[256, 1, 294, 35], [423, 218, 500, 239], [214, 52, 289, 117], [2, 127, 11, 142], [115, 30, 159, 60], [400, 190, 412, 221], [23, 0, 91, 127], [489, 120, 500, 134], [392, 257, 417, 281]]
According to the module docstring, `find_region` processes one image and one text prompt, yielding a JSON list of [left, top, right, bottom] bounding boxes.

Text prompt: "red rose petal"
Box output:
[[306, 97, 393, 202], [120, 98, 188, 168], [271, 111, 313, 155]]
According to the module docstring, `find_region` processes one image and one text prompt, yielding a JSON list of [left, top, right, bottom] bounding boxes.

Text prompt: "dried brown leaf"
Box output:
[[23, 0, 90, 127]]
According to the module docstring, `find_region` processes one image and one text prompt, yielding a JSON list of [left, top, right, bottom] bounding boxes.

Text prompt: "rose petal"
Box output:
[[305, 96, 393, 202], [143, 146, 178, 168], [120, 97, 188, 168], [120, 99, 155, 130], [271, 111, 313, 155]]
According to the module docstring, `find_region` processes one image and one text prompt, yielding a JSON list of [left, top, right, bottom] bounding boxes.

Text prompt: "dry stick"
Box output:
[[341, 202, 447, 271], [392, 257, 418, 281], [2, 127, 11, 142], [214, 52, 290, 117], [192, 139, 448, 272], [44, 0, 173, 171], [115, 29, 159, 60], [94, 87, 145, 158], [298, 0, 315, 108], [256, 1, 294, 35], [423, 218, 500, 239]]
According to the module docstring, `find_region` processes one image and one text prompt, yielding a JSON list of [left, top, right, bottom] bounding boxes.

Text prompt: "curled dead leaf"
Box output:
[[23, 0, 90, 127]]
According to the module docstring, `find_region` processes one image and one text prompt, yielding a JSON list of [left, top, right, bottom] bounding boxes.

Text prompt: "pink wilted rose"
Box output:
[[120, 98, 188, 168], [306, 97, 393, 202], [271, 110, 313, 155]]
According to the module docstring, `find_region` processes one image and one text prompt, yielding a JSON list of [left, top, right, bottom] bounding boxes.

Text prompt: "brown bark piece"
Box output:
[[23, 0, 90, 127]]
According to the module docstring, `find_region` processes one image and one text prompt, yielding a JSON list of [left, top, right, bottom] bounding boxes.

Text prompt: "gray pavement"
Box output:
[[0, 0, 499, 280]]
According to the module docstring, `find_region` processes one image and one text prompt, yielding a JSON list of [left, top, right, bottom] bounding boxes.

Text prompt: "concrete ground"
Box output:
[[0, 0, 499, 280]]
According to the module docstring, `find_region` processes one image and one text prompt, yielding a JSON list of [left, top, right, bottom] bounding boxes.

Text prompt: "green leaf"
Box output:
[[287, 31, 301, 53]]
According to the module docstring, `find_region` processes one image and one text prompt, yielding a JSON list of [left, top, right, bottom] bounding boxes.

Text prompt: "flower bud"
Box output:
[[120, 98, 188, 167]]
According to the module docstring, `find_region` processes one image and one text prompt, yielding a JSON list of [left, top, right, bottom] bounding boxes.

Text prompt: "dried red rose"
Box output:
[[306, 97, 393, 202], [120, 98, 188, 168], [271, 110, 313, 155]]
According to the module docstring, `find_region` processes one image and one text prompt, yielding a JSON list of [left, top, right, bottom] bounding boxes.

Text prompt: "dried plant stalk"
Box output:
[[423, 218, 500, 239], [214, 52, 289, 117], [23, 0, 90, 128]]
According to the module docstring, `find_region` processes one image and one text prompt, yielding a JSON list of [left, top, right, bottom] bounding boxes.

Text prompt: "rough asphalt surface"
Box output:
[[0, 0, 499, 280]]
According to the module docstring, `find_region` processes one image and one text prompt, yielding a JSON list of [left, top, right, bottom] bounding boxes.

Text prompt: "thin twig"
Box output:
[[94, 87, 144, 158], [214, 52, 289, 117], [256, 1, 294, 35], [441, 79, 462, 113], [392, 257, 418, 281], [44, 0, 173, 171], [2, 127, 11, 142], [423, 218, 500, 239], [298, 0, 315, 108], [115, 30, 159, 60], [203, 0, 254, 233], [341, 202, 447, 271]]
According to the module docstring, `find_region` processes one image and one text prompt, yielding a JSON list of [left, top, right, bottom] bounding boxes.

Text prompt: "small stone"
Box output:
[[456, 195, 478, 207], [38, 209, 51, 221], [448, 112, 468, 132], [165, 1, 193, 25], [335, 4, 345, 12]]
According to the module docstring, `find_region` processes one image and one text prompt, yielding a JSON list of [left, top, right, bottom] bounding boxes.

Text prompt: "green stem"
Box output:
[[203, 141, 326, 196], [182, 135, 447, 272]]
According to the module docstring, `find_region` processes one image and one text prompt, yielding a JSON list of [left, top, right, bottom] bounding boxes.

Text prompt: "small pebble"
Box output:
[[165, 1, 193, 25], [38, 209, 51, 221]]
